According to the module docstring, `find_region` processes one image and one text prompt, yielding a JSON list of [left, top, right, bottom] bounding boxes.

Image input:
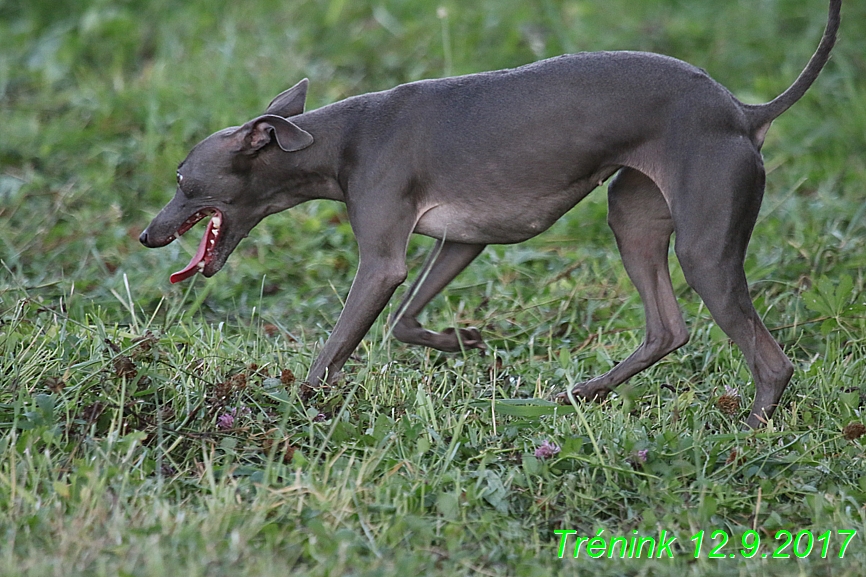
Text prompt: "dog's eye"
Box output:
[[177, 172, 183, 186]]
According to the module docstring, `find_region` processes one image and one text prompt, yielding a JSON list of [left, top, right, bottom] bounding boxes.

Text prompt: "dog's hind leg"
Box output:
[[669, 142, 793, 428], [559, 168, 689, 402], [390, 240, 486, 352]]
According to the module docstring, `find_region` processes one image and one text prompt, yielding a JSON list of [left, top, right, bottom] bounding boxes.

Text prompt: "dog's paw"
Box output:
[[298, 381, 332, 402], [441, 326, 486, 350], [554, 382, 612, 404]]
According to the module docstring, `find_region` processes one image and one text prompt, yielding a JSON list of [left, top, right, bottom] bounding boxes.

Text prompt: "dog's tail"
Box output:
[[745, 0, 841, 146]]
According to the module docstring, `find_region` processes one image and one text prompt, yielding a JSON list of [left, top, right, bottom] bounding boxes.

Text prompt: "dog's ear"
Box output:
[[235, 114, 314, 154], [265, 79, 309, 118]]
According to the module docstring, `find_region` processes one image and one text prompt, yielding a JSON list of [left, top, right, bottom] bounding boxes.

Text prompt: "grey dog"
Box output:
[[140, 1, 841, 427]]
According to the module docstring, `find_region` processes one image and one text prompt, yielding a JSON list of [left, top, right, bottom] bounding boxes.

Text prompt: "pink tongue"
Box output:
[[170, 218, 214, 284]]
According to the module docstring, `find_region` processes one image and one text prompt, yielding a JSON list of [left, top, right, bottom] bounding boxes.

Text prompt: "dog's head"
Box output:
[[139, 79, 314, 283]]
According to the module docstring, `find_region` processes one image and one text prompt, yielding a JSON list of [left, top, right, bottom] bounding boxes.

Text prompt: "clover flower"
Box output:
[[217, 412, 235, 430], [216, 406, 250, 430], [534, 440, 561, 459], [717, 385, 741, 416]]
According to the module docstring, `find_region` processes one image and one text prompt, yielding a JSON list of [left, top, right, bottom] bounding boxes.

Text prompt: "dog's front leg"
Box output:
[[305, 256, 408, 387], [390, 239, 486, 352], [305, 193, 414, 388]]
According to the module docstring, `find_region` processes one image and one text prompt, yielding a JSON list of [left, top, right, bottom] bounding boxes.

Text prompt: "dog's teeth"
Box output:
[[197, 261, 205, 271], [212, 214, 222, 228]]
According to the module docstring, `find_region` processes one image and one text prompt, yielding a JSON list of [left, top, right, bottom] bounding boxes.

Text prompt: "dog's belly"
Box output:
[[414, 206, 550, 244], [413, 177, 606, 244]]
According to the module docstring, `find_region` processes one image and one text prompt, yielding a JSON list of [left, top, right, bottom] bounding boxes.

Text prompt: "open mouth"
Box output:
[[169, 208, 223, 283]]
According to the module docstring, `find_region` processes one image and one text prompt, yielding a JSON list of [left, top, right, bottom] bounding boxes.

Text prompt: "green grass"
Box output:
[[2, 0, 866, 575]]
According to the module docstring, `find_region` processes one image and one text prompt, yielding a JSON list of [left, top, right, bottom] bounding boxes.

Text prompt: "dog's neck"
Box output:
[[259, 99, 366, 207]]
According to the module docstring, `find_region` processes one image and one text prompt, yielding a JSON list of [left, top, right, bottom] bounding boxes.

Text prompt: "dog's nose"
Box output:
[[139, 230, 149, 246]]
